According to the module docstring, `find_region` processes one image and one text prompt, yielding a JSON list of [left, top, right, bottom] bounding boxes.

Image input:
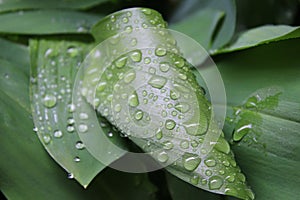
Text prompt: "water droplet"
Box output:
[[214, 137, 230, 154], [205, 169, 212, 176], [190, 175, 200, 185], [128, 92, 139, 107], [148, 75, 167, 89], [159, 62, 170, 72], [157, 151, 169, 163], [165, 119, 176, 130], [204, 158, 216, 167], [174, 58, 185, 68], [245, 96, 258, 108], [110, 15, 116, 22], [180, 140, 189, 149], [222, 160, 230, 167], [183, 154, 201, 171], [142, 8, 152, 15], [191, 140, 198, 148], [178, 73, 187, 80], [96, 82, 107, 92], [67, 125, 75, 133], [75, 141, 85, 150], [78, 124, 88, 133], [233, 124, 252, 141], [115, 56, 127, 68], [134, 110, 144, 120], [33, 127, 38, 132], [124, 71, 136, 83], [74, 156, 80, 162], [107, 132, 113, 137], [130, 50, 142, 62], [144, 57, 151, 64], [122, 17, 129, 23], [68, 104, 76, 112], [4, 73, 9, 79], [67, 118, 75, 125], [225, 187, 238, 196], [225, 174, 235, 183], [124, 25, 133, 33], [170, 90, 181, 100], [148, 67, 156, 74], [237, 173, 246, 182], [43, 94, 57, 108], [42, 134, 51, 144], [67, 173, 74, 179], [79, 112, 89, 120], [53, 130, 63, 138], [175, 103, 190, 113], [155, 47, 167, 56], [163, 141, 174, 150], [67, 47, 79, 57], [208, 176, 223, 190], [156, 130, 163, 139]]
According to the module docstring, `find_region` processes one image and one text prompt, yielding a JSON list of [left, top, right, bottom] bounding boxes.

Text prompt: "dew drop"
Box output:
[[142, 8, 152, 15], [74, 156, 80, 162], [75, 141, 85, 150], [159, 62, 170, 72], [225, 174, 235, 183], [180, 140, 189, 149], [96, 82, 107, 92], [79, 112, 89, 120], [174, 58, 185, 68], [67, 173, 74, 179], [130, 50, 142, 62], [233, 124, 252, 141], [107, 132, 113, 137], [124, 71, 136, 83], [128, 92, 139, 107], [208, 176, 223, 190], [170, 90, 181, 100], [67, 125, 75, 133], [155, 47, 167, 56], [178, 73, 187, 80], [43, 94, 57, 108], [148, 76, 167, 89], [205, 170, 212, 176], [165, 119, 176, 130], [115, 56, 127, 68], [78, 124, 88, 133], [204, 158, 216, 167], [163, 141, 174, 150], [190, 175, 200, 185], [68, 104, 76, 113], [67, 118, 75, 125], [144, 57, 151, 64], [53, 130, 63, 138], [42, 134, 51, 144], [175, 102, 190, 112], [114, 104, 122, 112], [156, 130, 163, 140], [134, 110, 144, 120], [183, 154, 201, 171], [157, 151, 169, 163]]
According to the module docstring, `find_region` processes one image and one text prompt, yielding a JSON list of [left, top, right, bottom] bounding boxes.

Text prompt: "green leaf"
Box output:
[[0, 0, 109, 13], [0, 10, 102, 34], [30, 39, 127, 187], [170, 0, 236, 50], [0, 38, 157, 200], [215, 25, 300, 54], [215, 38, 300, 200], [166, 172, 222, 200], [169, 9, 225, 50], [89, 8, 253, 199]]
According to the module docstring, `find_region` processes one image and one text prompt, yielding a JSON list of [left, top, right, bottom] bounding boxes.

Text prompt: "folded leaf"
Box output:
[[82, 7, 254, 199]]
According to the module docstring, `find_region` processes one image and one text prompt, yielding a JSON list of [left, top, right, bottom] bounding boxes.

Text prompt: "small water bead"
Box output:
[[107, 132, 114, 137], [143, 99, 148, 104], [233, 124, 253, 141], [156, 130, 163, 140], [237, 173, 246, 182], [110, 15, 116, 22], [122, 17, 129, 23], [130, 38, 137, 46], [180, 140, 189, 149], [171, 111, 177, 116], [43, 94, 57, 108], [124, 71, 136, 83], [163, 141, 174, 150], [190, 175, 200, 185], [68, 104, 76, 112], [178, 73, 187, 80], [245, 96, 258, 108], [219, 169, 225, 175], [115, 56, 127, 68], [134, 110, 144, 120], [159, 62, 170, 72], [155, 47, 167, 56], [142, 8, 152, 15], [78, 124, 88, 133], [165, 119, 176, 130], [148, 76, 167, 89], [208, 176, 224, 190], [74, 156, 81, 162], [67, 47, 79, 57], [124, 25, 133, 33], [157, 151, 169, 163], [67, 125, 75, 133], [53, 130, 63, 138], [67, 173, 74, 179], [161, 110, 167, 117], [42, 134, 51, 144], [142, 90, 147, 97], [75, 141, 85, 150], [144, 57, 151, 64], [174, 103, 190, 113], [224, 187, 238, 197], [148, 67, 156, 74], [79, 112, 89, 120], [183, 154, 201, 171], [114, 104, 122, 112], [170, 90, 180, 100], [205, 169, 212, 176], [130, 50, 142, 62], [128, 92, 139, 107], [204, 158, 217, 167], [167, 103, 173, 109], [142, 23, 148, 29], [222, 160, 230, 167], [225, 174, 235, 183]]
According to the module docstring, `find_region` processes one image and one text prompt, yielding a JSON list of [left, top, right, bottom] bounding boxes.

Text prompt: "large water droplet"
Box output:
[[208, 176, 223, 190], [53, 130, 63, 138], [148, 75, 167, 89], [183, 154, 201, 171], [124, 71, 136, 83], [225, 174, 235, 183], [115, 56, 127, 68], [157, 151, 169, 163], [233, 124, 252, 141], [204, 158, 216, 167], [130, 50, 142, 62], [155, 47, 167, 56], [214, 137, 230, 154], [128, 92, 139, 107], [43, 94, 57, 108], [165, 119, 176, 130]]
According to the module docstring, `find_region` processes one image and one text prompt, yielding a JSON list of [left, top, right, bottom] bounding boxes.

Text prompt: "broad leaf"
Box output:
[[0, 0, 109, 13], [0, 10, 101, 34], [215, 38, 300, 200], [170, 9, 224, 50], [0, 38, 157, 199], [215, 25, 300, 54], [30, 39, 127, 186], [89, 8, 253, 199]]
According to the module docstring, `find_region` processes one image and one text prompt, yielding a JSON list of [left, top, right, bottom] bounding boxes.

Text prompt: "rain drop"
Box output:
[[53, 130, 63, 138], [130, 50, 142, 62], [43, 94, 57, 108], [183, 154, 201, 171], [157, 151, 169, 163], [165, 119, 176, 130], [148, 75, 167, 89], [78, 124, 88, 133], [75, 141, 85, 150], [208, 176, 223, 190]]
